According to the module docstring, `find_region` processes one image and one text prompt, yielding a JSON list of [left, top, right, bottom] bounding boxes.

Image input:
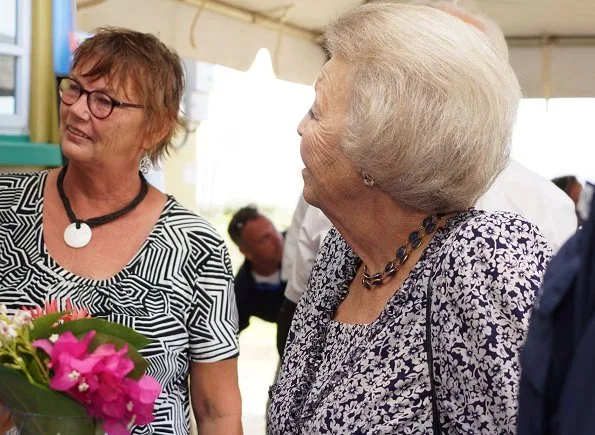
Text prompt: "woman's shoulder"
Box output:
[[445, 208, 551, 251], [306, 227, 357, 298], [0, 171, 47, 208], [157, 200, 233, 280], [432, 209, 552, 289], [0, 170, 46, 189], [161, 198, 227, 248], [316, 227, 353, 266], [319, 226, 343, 248]]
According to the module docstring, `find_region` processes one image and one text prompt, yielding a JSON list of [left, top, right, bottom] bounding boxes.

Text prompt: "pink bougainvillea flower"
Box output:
[[32, 331, 96, 362], [84, 359, 160, 433], [93, 344, 134, 379], [86, 372, 160, 432], [52, 348, 104, 388], [102, 419, 131, 435], [33, 331, 99, 393], [97, 386, 127, 420], [128, 375, 161, 406], [31, 320, 161, 434], [125, 375, 161, 425]]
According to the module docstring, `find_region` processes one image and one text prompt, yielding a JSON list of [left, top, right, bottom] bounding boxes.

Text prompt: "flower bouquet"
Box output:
[[0, 301, 160, 435]]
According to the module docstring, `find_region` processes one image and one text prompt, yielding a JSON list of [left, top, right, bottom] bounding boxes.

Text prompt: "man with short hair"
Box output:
[[228, 205, 287, 356]]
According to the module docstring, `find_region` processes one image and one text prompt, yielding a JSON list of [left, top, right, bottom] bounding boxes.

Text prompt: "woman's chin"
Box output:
[[302, 186, 318, 208], [60, 140, 93, 164]]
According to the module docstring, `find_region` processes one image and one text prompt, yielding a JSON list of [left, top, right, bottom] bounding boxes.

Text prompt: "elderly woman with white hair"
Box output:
[[267, 3, 551, 434]]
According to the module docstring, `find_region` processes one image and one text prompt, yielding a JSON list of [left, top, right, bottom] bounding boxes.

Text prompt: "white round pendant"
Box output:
[[64, 222, 92, 248]]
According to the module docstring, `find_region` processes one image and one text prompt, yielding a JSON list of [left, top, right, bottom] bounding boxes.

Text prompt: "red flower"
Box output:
[[22, 298, 90, 324]]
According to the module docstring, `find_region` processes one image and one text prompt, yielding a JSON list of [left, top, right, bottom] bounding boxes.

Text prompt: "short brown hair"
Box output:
[[72, 27, 185, 163]]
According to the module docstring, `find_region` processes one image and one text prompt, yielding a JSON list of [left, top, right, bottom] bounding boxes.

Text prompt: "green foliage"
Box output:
[[0, 367, 99, 435], [25, 359, 47, 385], [29, 313, 63, 340], [51, 318, 151, 350], [0, 365, 87, 417], [0, 309, 153, 433]]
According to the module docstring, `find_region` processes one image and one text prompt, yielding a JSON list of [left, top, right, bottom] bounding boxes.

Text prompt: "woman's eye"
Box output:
[[308, 109, 317, 120], [93, 94, 113, 108]]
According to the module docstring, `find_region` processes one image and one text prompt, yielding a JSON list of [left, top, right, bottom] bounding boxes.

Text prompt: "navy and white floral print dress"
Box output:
[[267, 210, 551, 434]]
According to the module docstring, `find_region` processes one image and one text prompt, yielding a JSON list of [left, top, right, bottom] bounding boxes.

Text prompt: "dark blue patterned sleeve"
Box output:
[[431, 213, 552, 434]]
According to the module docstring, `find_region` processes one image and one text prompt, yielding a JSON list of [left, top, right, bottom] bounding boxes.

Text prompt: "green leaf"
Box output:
[[26, 359, 47, 385], [86, 332, 148, 380], [0, 365, 86, 417], [29, 313, 64, 340], [0, 368, 98, 434], [51, 318, 151, 350]]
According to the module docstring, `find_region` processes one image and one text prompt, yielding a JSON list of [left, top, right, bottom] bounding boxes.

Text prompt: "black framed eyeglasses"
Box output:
[[57, 76, 144, 119]]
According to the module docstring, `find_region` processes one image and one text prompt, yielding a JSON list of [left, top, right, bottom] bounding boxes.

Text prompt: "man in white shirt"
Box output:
[[281, 196, 332, 306]]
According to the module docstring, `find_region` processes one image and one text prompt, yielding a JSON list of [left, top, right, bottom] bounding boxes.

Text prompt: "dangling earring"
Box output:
[[362, 171, 375, 187], [139, 153, 153, 175]]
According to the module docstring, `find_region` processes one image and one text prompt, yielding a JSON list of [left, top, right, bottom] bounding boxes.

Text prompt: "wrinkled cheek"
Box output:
[[301, 132, 332, 168], [299, 136, 312, 165]]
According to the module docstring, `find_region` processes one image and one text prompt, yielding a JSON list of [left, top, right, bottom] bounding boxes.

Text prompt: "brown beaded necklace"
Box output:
[[361, 213, 445, 289]]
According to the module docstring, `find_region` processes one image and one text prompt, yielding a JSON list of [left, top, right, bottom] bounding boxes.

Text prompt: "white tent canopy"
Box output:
[[77, 0, 595, 97]]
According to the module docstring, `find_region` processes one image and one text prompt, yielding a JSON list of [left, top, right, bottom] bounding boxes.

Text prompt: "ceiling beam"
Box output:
[[176, 0, 323, 43], [507, 35, 595, 47]]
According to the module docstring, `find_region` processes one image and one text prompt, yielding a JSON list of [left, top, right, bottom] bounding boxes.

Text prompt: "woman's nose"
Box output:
[[68, 92, 92, 119], [297, 115, 307, 137]]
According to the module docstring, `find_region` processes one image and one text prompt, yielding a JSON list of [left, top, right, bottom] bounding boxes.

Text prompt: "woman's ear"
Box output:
[[141, 121, 172, 154]]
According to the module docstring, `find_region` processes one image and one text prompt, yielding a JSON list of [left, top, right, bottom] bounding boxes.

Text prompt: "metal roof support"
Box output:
[[176, 0, 322, 43]]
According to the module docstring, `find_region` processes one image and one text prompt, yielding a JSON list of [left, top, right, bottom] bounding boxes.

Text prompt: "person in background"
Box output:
[[517, 187, 595, 435], [267, 3, 551, 433], [228, 206, 288, 356], [279, 196, 330, 349], [552, 175, 584, 225], [0, 28, 241, 435], [278, 0, 577, 316], [419, 0, 577, 251], [552, 175, 583, 206]]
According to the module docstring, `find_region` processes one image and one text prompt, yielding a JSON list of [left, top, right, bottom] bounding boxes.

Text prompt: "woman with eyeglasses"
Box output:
[[0, 28, 242, 434]]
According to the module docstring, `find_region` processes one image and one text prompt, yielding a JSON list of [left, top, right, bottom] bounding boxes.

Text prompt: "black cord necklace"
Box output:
[[57, 164, 149, 248]]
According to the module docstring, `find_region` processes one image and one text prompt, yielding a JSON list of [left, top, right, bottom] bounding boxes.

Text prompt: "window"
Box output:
[[0, 0, 31, 134]]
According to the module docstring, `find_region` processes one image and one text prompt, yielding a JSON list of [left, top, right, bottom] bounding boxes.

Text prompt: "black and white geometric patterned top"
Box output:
[[267, 210, 552, 434], [0, 171, 239, 435]]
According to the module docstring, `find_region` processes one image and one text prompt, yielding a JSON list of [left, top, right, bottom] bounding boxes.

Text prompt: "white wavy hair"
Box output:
[[412, 0, 509, 60], [324, 2, 521, 213]]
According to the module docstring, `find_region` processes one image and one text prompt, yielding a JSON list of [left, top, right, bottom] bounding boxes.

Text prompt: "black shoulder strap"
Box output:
[[425, 280, 442, 434]]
